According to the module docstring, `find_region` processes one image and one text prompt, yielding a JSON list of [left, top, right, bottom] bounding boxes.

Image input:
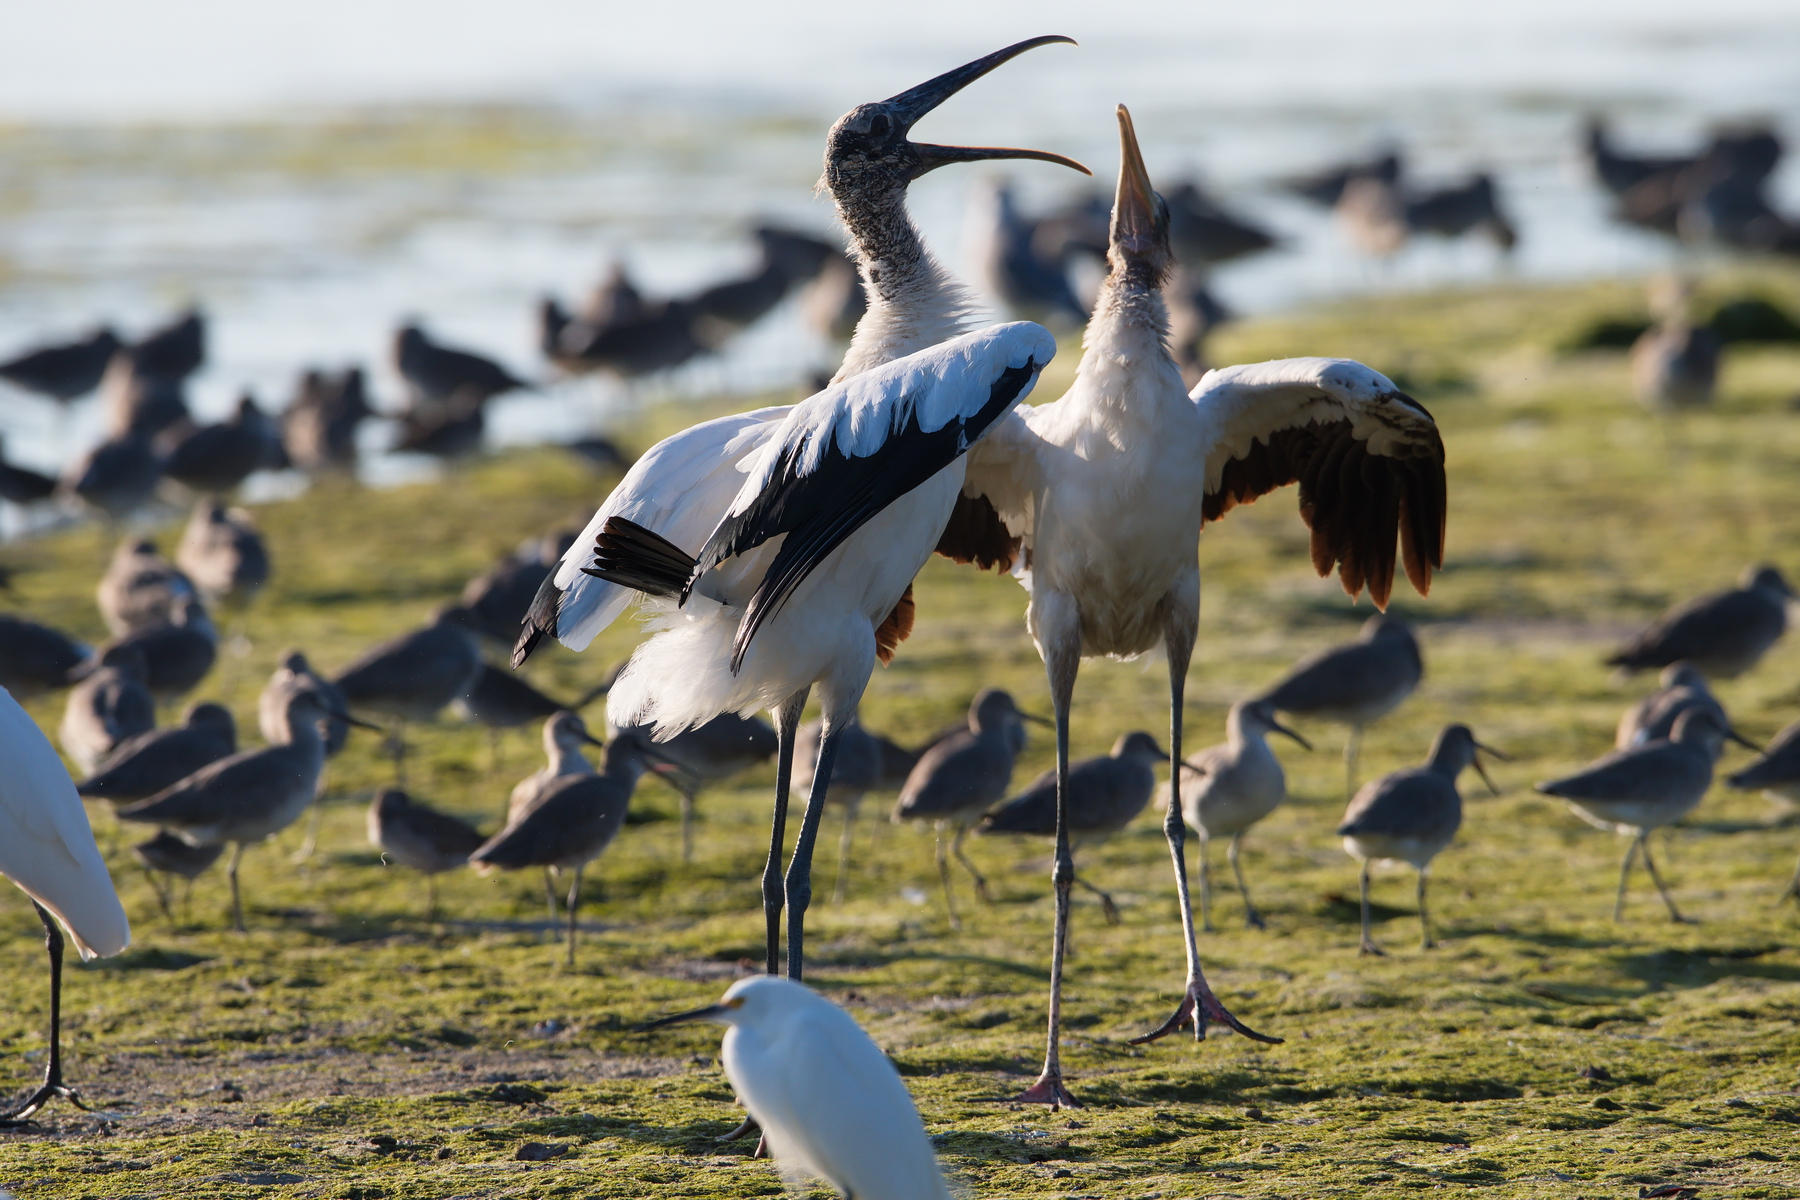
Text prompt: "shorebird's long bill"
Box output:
[[1472, 754, 1502, 797], [1271, 718, 1314, 752], [1112, 104, 1158, 256], [1018, 711, 1055, 727], [1726, 726, 1763, 753], [884, 36, 1090, 179], [337, 711, 383, 731]]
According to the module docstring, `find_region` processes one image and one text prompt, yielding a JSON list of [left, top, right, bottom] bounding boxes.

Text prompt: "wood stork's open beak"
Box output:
[[885, 37, 1091, 179], [1112, 104, 1160, 257]]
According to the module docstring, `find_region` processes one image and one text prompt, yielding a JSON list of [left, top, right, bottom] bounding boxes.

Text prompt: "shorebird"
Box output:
[[967, 177, 1088, 328], [131, 830, 223, 924], [393, 386, 487, 460], [1257, 616, 1424, 795], [367, 788, 486, 919], [1606, 565, 1793, 679], [0, 685, 131, 1125], [334, 605, 484, 780], [978, 730, 1170, 923], [115, 690, 374, 931], [513, 37, 1088, 988], [83, 595, 217, 703], [0, 615, 89, 698], [619, 711, 779, 863], [97, 538, 196, 637], [1339, 724, 1501, 954], [0, 325, 120, 403], [281, 367, 372, 473], [460, 530, 578, 646], [1283, 149, 1403, 207], [161, 393, 285, 493], [472, 724, 664, 964], [78, 701, 236, 806], [1536, 708, 1731, 923], [0, 435, 58, 506], [176, 500, 271, 610], [59, 430, 161, 522], [793, 712, 883, 903], [893, 689, 1042, 926], [1584, 117, 1694, 199], [60, 643, 156, 774], [1631, 278, 1719, 413], [394, 323, 528, 411], [260, 650, 349, 755], [1616, 661, 1746, 749], [1726, 723, 1800, 900], [455, 664, 608, 767], [1159, 699, 1312, 931]]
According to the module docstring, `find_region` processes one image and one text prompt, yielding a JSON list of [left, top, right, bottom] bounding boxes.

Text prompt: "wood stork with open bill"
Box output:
[[926, 107, 1447, 1107], [0, 685, 131, 1124], [513, 38, 1086, 981]]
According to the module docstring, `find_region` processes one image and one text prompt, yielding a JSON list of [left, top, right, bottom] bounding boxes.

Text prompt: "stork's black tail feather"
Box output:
[[581, 517, 697, 599]]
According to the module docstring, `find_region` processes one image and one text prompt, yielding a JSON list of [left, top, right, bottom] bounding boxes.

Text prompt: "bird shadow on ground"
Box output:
[[1311, 892, 1413, 924], [1614, 944, 1800, 989]]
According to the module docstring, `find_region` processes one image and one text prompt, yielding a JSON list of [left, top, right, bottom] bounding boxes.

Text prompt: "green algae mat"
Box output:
[[4, 274, 1800, 1198]]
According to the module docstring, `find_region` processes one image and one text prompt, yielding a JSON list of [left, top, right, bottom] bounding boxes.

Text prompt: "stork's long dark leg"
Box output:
[[1, 904, 89, 1125], [565, 866, 583, 967], [1131, 597, 1281, 1049], [1229, 833, 1265, 930], [784, 718, 844, 981], [762, 690, 809, 975], [1613, 835, 1641, 922], [1358, 861, 1384, 956], [1019, 614, 1081, 1108], [1638, 832, 1688, 923]]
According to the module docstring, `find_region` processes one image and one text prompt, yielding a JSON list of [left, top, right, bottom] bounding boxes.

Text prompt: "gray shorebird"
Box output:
[[979, 731, 1169, 923], [1536, 708, 1735, 923], [0, 325, 120, 402], [78, 701, 236, 805], [97, 538, 196, 637], [1616, 661, 1740, 749], [1726, 722, 1800, 901], [1339, 724, 1502, 954], [334, 605, 484, 780], [472, 724, 662, 965], [460, 531, 578, 646], [60, 643, 156, 774], [1631, 278, 1718, 413], [794, 713, 883, 903], [162, 393, 284, 494], [260, 650, 349, 756], [115, 689, 374, 931], [1258, 615, 1423, 795], [0, 615, 89, 697], [1159, 699, 1311, 931], [1606, 565, 1793, 679], [367, 788, 486, 919], [176, 500, 270, 610], [60, 430, 162, 521], [82, 595, 217, 703], [132, 830, 224, 924], [892, 689, 1044, 927]]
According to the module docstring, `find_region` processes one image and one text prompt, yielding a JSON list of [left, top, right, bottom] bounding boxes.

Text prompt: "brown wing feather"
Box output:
[[1203, 415, 1446, 609], [874, 582, 915, 665], [934, 492, 1019, 573]]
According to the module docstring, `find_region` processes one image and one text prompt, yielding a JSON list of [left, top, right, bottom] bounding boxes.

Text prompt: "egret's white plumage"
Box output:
[[653, 976, 953, 1200]]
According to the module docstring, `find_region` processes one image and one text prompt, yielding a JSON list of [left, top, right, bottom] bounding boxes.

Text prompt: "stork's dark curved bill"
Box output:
[[881, 36, 1091, 178]]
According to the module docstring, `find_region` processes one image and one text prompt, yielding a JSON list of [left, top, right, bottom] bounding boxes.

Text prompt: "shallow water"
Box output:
[[1, 1, 1797, 488]]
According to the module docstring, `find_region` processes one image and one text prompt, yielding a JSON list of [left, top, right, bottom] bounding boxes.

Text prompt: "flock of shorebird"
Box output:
[[1, 34, 1797, 1199]]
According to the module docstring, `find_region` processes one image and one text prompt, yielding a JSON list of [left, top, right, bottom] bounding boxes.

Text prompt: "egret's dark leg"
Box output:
[[1417, 865, 1434, 949], [1198, 835, 1215, 933], [679, 788, 697, 864], [784, 719, 843, 981], [935, 822, 961, 930], [1229, 833, 1264, 930], [1358, 861, 1384, 956], [1019, 622, 1081, 1108], [227, 843, 247, 933], [951, 823, 990, 904], [0, 905, 90, 1125], [1613, 835, 1641, 922], [831, 794, 860, 905], [542, 868, 559, 932], [1130, 599, 1281, 1048], [1638, 832, 1688, 923], [762, 690, 809, 975], [565, 867, 583, 966]]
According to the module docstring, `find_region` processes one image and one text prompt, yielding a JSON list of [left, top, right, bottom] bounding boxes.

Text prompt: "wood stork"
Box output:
[[0, 685, 131, 1124], [512, 37, 1086, 980], [932, 106, 1447, 1106]]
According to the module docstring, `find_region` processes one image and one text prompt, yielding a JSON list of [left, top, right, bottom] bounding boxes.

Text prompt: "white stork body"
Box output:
[[943, 108, 1446, 1108], [0, 685, 130, 1123]]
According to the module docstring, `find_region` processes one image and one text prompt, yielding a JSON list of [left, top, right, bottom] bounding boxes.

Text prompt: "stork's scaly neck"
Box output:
[[1065, 265, 1186, 416], [832, 184, 973, 380]]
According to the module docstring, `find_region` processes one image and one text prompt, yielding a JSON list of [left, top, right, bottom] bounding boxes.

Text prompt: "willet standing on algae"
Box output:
[[367, 789, 486, 920], [1605, 565, 1793, 679]]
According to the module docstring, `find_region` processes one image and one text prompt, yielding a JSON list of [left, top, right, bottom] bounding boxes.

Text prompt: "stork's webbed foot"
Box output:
[[1128, 976, 1282, 1047]]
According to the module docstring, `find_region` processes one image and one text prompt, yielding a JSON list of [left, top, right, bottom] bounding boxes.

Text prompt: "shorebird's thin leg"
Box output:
[[1229, 833, 1264, 930], [0, 905, 90, 1125], [952, 823, 990, 904], [227, 843, 247, 933], [1358, 861, 1384, 956], [1417, 865, 1434, 949], [1344, 725, 1364, 797], [565, 867, 583, 966], [1071, 870, 1120, 925], [1638, 832, 1688, 923], [426, 875, 439, 924], [830, 794, 859, 905], [762, 690, 808, 975], [542, 868, 559, 933], [1781, 852, 1800, 905], [935, 822, 961, 930], [293, 802, 324, 863], [1130, 592, 1282, 1049], [679, 787, 697, 863], [1613, 835, 1641, 922], [145, 867, 174, 926]]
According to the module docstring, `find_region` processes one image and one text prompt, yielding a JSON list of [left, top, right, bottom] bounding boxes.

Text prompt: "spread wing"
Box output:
[[1193, 357, 1446, 609]]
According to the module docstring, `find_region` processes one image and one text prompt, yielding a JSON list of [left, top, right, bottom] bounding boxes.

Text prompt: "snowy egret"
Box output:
[[1339, 724, 1502, 954], [939, 107, 1444, 1104], [0, 685, 131, 1124], [1605, 565, 1793, 678], [642, 975, 952, 1200]]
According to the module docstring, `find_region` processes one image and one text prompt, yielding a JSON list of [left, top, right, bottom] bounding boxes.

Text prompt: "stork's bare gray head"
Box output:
[[823, 36, 1089, 197]]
